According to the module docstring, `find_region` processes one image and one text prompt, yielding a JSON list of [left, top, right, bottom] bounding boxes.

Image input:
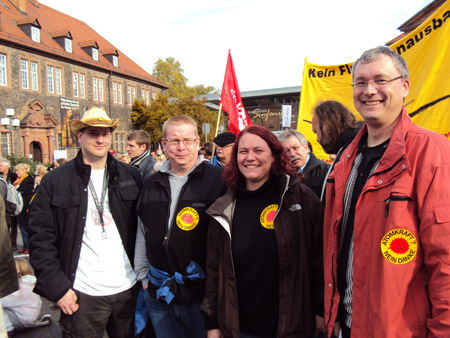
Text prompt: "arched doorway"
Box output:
[[29, 141, 43, 163]]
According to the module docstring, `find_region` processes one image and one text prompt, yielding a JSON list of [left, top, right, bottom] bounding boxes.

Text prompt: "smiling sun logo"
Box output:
[[260, 204, 278, 229], [380, 228, 417, 265]]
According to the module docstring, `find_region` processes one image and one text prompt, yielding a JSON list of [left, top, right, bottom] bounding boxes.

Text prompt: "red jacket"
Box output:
[[324, 109, 450, 338]]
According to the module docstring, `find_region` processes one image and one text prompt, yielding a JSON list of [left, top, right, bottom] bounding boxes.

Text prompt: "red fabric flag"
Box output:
[[220, 50, 252, 135]]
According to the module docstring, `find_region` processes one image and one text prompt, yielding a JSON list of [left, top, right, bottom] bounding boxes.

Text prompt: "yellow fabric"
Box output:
[[298, 2, 450, 161]]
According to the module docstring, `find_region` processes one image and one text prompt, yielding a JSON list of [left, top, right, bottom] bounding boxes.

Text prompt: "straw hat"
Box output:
[[70, 107, 119, 135]]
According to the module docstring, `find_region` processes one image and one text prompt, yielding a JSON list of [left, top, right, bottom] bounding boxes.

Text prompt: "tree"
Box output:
[[132, 97, 226, 146], [153, 57, 218, 97]]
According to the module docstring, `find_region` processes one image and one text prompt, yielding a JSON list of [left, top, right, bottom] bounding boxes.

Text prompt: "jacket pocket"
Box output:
[[51, 194, 80, 209], [433, 205, 450, 224], [384, 194, 412, 217], [118, 183, 140, 201]]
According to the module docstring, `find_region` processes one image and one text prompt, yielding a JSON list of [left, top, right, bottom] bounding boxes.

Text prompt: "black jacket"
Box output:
[[28, 151, 142, 302], [303, 153, 330, 198], [138, 161, 226, 303]]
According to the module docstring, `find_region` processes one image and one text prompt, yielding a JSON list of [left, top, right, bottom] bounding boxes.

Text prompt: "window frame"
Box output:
[[31, 26, 40, 43]]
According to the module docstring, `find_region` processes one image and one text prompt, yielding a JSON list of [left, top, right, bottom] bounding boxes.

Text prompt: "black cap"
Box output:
[[214, 132, 236, 146]]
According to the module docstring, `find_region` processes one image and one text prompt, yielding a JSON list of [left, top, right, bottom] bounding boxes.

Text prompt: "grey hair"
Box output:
[[0, 158, 11, 167], [352, 46, 409, 80], [278, 129, 308, 147]]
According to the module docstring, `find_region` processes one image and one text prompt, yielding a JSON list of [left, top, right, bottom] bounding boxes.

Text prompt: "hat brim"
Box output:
[[70, 119, 119, 135]]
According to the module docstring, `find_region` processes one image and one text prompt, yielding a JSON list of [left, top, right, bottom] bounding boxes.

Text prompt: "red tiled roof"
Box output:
[[0, 0, 167, 88], [49, 29, 70, 38], [79, 40, 98, 48]]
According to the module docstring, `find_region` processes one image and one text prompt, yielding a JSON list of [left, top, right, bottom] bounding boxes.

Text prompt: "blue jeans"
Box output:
[[143, 290, 206, 338]]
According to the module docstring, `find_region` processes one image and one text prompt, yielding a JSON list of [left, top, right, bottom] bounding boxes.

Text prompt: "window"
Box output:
[[113, 55, 118, 67], [0, 54, 7, 86], [141, 89, 150, 105], [31, 26, 40, 43], [99, 78, 104, 101], [80, 74, 85, 98], [21, 59, 39, 91], [118, 83, 123, 104], [57, 134, 62, 149], [47, 66, 63, 95], [113, 82, 117, 103], [93, 77, 98, 101], [21, 60, 28, 89], [152, 91, 158, 100], [65, 38, 72, 53], [73, 72, 78, 97], [127, 85, 136, 105], [115, 133, 125, 153], [1, 132, 11, 156], [73, 71, 86, 98], [92, 48, 98, 61]]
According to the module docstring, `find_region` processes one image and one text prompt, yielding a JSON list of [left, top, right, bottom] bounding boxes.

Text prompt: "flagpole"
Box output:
[[210, 103, 222, 164]]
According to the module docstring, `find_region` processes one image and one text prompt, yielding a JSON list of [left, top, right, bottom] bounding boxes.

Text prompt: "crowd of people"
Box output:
[[1, 46, 450, 338]]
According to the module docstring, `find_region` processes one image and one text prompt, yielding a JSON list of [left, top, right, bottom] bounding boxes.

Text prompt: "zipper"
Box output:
[[384, 195, 412, 217], [326, 220, 338, 329]]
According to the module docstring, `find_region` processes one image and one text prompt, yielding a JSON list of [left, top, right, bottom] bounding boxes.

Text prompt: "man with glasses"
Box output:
[[28, 107, 142, 338], [135, 115, 226, 337], [212, 132, 236, 166], [323, 46, 450, 338]]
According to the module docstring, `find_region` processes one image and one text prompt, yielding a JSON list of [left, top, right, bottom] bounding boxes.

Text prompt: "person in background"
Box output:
[[127, 130, 156, 181], [28, 107, 142, 338], [55, 158, 67, 168], [1, 257, 51, 335], [312, 100, 363, 160], [323, 46, 450, 338], [0, 158, 18, 251], [33, 166, 48, 189], [213, 132, 235, 167], [135, 115, 226, 338], [200, 142, 214, 161], [278, 129, 329, 199], [203, 125, 324, 338], [0, 193, 19, 338], [14, 163, 34, 255]]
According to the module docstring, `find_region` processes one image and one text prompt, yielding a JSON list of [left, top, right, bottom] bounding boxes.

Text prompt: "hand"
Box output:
[[57, 289, 79, 315], [314, 315, 326, 336], [207, 329, 223, 338], [333, 321, 341, 338]]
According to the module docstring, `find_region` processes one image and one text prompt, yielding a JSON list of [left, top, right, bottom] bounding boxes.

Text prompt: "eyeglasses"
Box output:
[[84, 131, 112, 138], [216, 144, 234, 149], [164, 138, 197, 147], [352, 76, 404, 89]]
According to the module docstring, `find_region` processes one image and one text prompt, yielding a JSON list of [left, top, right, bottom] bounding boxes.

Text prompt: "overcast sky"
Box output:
[[40, 0, 433, 92]]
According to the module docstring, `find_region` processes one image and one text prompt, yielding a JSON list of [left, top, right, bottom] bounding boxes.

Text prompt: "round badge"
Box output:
[[380, 228, 417, 265], [176, 207, 199, 231], [260, 204, 278, 229]]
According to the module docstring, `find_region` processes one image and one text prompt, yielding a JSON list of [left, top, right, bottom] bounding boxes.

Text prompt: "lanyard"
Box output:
[[88, 168, 108, 240]]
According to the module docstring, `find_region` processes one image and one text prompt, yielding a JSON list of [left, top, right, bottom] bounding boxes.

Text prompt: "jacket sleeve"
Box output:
[[418, 160, 450, 336], [27, 175, 72, 302], [201, 218, 221, 330], [134, 217, 149, 287]]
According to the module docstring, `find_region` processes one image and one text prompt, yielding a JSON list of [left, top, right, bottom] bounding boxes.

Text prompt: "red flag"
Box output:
[[220, 50, 252, 135]]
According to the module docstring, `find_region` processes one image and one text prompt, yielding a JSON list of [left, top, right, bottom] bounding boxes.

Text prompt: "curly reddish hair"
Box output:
[[224, 125, 294, 190]]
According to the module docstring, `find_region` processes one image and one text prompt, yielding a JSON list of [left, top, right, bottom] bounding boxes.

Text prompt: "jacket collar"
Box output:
[[75, 150, 119, 186]]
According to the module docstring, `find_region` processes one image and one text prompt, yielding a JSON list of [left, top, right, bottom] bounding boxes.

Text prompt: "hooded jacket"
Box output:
[[324, 109, 450, 337], [28, 151, 142, 302], [202, 174, 324, 338], [303, 153, 330, 198]]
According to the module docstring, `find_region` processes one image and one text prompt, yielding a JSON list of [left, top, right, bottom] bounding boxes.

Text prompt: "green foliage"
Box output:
[[132, 97, 226, 145], [7, 154, 42, 174], [153, 57, 218, 97]]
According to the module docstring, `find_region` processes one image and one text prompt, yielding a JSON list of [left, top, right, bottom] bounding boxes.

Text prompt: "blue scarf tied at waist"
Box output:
[[148, 261, 205, 304]]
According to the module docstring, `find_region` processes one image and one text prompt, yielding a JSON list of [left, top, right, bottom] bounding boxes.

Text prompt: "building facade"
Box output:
[[0, 0, 167, 163]]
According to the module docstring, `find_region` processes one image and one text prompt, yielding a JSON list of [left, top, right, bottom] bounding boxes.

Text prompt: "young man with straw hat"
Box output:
[[28, 107, 142, 338]]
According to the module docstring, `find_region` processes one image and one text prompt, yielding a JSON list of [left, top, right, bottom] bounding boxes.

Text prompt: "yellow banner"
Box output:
[[298, 1, 450, 161]]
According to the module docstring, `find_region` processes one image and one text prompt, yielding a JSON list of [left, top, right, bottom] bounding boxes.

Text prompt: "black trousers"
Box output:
[[59, 284, 139, 338]]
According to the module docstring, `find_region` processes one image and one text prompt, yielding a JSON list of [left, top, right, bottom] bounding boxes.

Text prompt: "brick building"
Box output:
[[0, 0, 167, 163]]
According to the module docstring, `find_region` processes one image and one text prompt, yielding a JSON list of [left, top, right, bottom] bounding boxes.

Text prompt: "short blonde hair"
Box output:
[[162, 115, 198, 138], [15, 163, 30, 173], [15, 257, 33, 278]]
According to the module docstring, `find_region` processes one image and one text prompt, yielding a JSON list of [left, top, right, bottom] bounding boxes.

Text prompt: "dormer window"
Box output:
[[65, 38, 72, 53], [31, 26, 40, 42], [92, 48, 98, 61], [50, 30, 73, 53], [16, 18, 42, 43], [80, 41, 100, 61], [101, 48, 119, 68]]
